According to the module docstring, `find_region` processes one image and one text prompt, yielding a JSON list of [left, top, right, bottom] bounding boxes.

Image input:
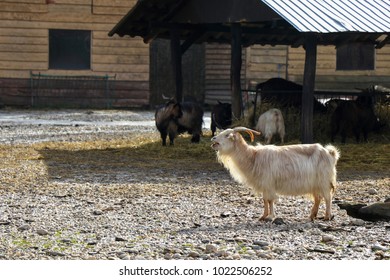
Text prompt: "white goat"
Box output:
[[211, 127, 340, 221], [255, 108, 285, 144]]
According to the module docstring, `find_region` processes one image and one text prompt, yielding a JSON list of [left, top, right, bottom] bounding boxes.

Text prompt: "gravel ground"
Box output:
[[0, 108, 389, 260]]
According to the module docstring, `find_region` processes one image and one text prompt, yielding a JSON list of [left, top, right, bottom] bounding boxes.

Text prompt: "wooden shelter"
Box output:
[[109, 0, 390, 143]]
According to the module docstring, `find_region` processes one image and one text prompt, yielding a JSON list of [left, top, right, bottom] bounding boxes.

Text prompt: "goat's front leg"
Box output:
[[260, 199, 269, 220]]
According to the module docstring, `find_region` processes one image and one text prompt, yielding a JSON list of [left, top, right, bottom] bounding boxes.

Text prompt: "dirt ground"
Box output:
[[0, 108, 389, 260]]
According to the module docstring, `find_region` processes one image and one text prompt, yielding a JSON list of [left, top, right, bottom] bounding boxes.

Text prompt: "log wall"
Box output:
[[287, 45, 390, 89], [0, 0, 150, 108]]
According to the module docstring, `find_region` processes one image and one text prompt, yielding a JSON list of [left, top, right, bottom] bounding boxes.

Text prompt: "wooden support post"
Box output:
[[301, 34, 317, 144], [170, 26, 183, 102], [230, 23, 243, 120]]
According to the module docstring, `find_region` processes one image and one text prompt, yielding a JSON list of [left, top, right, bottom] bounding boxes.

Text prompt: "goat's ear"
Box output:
[[228, 132, 235, 141]]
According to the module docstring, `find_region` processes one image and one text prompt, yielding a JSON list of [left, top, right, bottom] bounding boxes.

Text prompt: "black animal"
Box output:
[[210, 101, 232, 136], [330, 96, 383, 143], [358, 84, 390, 105], [155, 99, 204, 146], [338, 200, 390, 222], [325, 98, 345, 113], [256, 78, 326, 113]]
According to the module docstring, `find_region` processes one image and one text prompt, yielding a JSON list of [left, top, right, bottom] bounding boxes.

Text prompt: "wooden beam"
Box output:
[[180, 29, 205, 54], [301, 34, 317, 144], [230, 23, 243, 120], [150, 21, 299, 37], [376, 34, 390, 49], [170, 26, 183, 102]]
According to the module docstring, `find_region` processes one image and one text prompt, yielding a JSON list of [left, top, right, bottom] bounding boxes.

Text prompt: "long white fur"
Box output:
[[211, 128, 340, 221], [255, 108, 285, 144]]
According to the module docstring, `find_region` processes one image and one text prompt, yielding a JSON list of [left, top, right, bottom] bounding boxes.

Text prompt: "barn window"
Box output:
[[336, 43, 375, 70], [49, 29, 91, 70]]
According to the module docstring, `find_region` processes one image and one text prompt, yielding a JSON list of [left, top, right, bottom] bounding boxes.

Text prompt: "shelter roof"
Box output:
[[263, 0, 390, 33], [108, 0, 390, 48]]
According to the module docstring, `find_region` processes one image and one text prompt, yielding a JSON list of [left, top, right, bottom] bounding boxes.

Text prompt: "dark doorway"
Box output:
[[149, 39, 205, 106]]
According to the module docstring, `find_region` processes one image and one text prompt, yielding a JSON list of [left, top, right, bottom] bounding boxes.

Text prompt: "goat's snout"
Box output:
[[210, 136, 219, 149]]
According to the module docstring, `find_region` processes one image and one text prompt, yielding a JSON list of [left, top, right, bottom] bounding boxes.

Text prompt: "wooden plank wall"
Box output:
[[288, 45, 390, 90], [0, 0, 150, 108], [204, 43, 246, 105], [204, 44, 288, 106], [245, 45, 288, 88], [204, 43, 390, 106]]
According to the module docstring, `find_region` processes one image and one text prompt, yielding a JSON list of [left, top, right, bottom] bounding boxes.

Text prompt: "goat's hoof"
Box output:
[[319, 215, 334, 221], [260, 216, 274, 223], [324, 215, 335, 221]]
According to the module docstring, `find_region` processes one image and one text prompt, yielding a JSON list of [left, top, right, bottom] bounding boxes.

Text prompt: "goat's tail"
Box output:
[[325, 144, 340, 162]]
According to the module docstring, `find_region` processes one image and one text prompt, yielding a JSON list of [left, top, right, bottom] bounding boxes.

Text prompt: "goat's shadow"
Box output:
[[38, 138, 222, 185]]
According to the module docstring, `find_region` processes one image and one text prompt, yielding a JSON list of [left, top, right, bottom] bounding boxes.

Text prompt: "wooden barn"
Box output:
[[0, 0, 149, 108], [1, 0, 389, 112]]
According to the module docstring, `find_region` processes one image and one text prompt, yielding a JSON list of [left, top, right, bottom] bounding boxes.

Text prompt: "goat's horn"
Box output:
[[233, 127, 260, 142], [162, 93, 173, 100]]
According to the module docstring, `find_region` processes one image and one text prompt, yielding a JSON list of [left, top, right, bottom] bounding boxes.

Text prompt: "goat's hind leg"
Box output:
[[266, 134, 272, 145], [168, 132, 175, 145], [191, 133, 200, 143], [323, 195, 332, 221], [260, 199, 275, 221], [267, 199, 276, 220], [160, 131, 168, 146]]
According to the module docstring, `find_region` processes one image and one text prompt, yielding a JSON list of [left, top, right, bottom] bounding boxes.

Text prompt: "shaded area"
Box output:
[[34, 132, 390, 186], [37, 136, 222, 185]]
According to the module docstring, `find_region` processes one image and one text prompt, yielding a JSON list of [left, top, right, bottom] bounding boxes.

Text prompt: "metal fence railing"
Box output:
[[30, 71, 116, 108]]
